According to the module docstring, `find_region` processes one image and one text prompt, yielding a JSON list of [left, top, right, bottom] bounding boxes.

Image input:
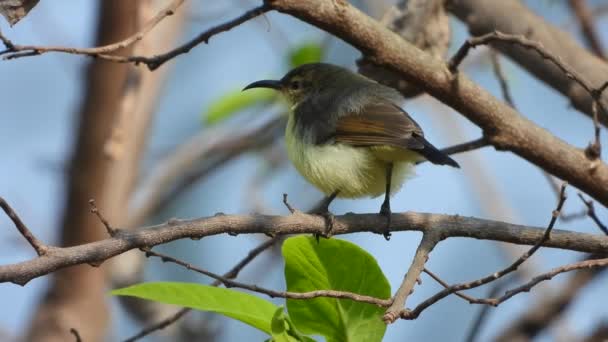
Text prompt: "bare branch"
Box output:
[[124, 310, 189, 342], [464, 282, 507, 342], [489, 51, 515, 108], [450, 31, 605, 159], [0, 4, 270, 71], [448, 0, 608, 125], [3, 207, 608, 286], [577, 193, 608, 235], [143, 248, 392, 307], [449, 31, 605, 115], [0, 0, 185, 59], [0, 197, 47, 256], [384, 232, 441, 323], [494, 256, 608, 305], [423, 268, 479, 303], [88, 199, 117, 237], [401, 184, 568, 319], [416, 137, 489, 166], [140, 4, 271, 70]]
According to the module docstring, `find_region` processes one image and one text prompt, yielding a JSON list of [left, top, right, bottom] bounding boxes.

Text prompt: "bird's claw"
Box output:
[[313, 210, 336, 242], [379, 203, 392, 241]]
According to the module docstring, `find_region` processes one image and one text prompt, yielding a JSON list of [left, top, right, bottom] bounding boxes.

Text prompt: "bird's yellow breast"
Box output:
[[285, 114, 415, 198]]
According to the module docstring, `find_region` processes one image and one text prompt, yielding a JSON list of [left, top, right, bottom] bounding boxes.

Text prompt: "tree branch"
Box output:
[[2, 206, 608, 286], [143, 248, 392, 307], [401, 184, 567, 319], [0, 197, 47, 256], [448, 0, 608, 125], [448, 31, 606, 116], [384, 231, 441, 323], [0, 0, 185, 60], [0, 3, 270, 71]]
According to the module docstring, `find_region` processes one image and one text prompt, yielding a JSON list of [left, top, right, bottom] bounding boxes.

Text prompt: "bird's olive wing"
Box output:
[[334, 102, 425, 150]]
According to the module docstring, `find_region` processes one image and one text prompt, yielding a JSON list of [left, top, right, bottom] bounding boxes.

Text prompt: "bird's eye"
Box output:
[[290, 81, 300, 90]]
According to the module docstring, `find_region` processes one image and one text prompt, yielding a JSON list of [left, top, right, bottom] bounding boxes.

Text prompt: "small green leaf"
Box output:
[[269, 306, 316, 342], [112, 282, 278, 334], [289, 42, 323, 68], [203, 88, 275, 125], [270, 307, 297, 342], [283, 236, 390, 342]]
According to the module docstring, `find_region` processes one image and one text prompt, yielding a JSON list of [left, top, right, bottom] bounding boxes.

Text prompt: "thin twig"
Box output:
[[0, 0, 185, 59], [448, 31, 607, 116], [88, 199, 117, 237], [384, 232, 441, 323], [123, 236, 283, 341], [586, 100, 602, 159], [489, 51, 516, 108], [423, 268, 477, 303], [142, 248, 392, 307], [0, 4, 270, 71], [464, 281, 507, 342], [0, 197, 47, 256], [123, 308, 189, 342], [401, 184, 568, 320], [491, 256, 608, 305], [577, 193, 608, 235], [493, 254, 605, 342], [282, 193, 297, 214], [439, 137, 489, 156]]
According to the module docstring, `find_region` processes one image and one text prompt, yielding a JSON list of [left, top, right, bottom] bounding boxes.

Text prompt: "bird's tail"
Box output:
[[418, 138, 460, 168]]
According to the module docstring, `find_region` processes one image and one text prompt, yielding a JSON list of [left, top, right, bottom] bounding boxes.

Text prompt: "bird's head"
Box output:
[[243, 63, 356, 106]]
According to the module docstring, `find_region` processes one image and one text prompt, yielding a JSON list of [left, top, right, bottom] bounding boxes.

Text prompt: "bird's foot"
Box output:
[[379, 202, 392, 241], [312, 209, 336, 242]]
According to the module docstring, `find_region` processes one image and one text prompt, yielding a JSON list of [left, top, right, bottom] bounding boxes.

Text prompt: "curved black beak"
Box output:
[[242, 79, 282, 91]]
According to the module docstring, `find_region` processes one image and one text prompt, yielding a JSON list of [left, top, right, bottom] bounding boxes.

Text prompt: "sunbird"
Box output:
[[244, 63, 459, 239]]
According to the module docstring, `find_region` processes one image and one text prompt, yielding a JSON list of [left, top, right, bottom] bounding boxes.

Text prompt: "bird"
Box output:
[[243, 63, 459, 239]]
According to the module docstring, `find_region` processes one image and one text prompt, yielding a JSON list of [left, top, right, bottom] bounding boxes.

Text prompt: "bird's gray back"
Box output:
[[293, 77, 404, 145]]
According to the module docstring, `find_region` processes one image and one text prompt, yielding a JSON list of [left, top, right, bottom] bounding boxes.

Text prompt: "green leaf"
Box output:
[[112, 282, 278, 334], [270, 307, 298, 342], [203, 88, 275, 125], [283, 236, 391, 342], [289, 42, 323, 68], [270, 306, 317, 342]]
